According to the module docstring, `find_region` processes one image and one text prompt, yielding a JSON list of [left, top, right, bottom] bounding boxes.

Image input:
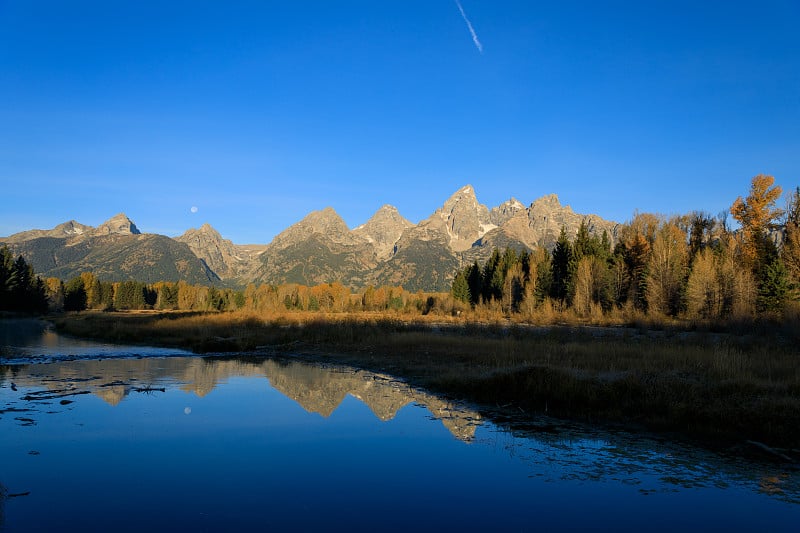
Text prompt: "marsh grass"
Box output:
[[52, 310, 800, 447]]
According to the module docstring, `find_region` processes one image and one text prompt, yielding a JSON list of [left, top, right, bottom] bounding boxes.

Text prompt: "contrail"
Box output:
[[454, 0, 483, 54]]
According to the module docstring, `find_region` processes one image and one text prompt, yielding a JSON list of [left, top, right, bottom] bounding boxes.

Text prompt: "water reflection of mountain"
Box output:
[[4, 356, 799, 506], [1, 356, 482, 441]]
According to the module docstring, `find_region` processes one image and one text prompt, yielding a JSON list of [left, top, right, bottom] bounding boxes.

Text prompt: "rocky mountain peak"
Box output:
[[95, 213, 140, 236], [270, 207, 353, 249], [56, 220, 90, 236], [304, 207, 350, 234], [2, 219, 92, 243], [490, 197, 528, 226], [531, 193, 565, 211], [432, 184, 491, 252], [353, 204, 413, 260], [179, 223, 223, 243], [441, 184, 479, 211], [521, 193, 618, 249], [176, 223, 248, 279]]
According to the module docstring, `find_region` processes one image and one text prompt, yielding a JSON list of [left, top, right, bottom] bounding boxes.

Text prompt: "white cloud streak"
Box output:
[[455, 0, 483, 54]]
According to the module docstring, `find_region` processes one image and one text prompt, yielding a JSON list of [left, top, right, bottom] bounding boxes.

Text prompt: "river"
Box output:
[[1, 319, 798, 531]]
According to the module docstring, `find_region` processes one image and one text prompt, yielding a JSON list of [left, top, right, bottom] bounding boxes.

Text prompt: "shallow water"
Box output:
[[1, 319, 798, 531]]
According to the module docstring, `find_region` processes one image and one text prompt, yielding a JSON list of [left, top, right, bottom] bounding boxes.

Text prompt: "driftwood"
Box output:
[[746, 440, 797, 464], [132, 386, 166, 394]]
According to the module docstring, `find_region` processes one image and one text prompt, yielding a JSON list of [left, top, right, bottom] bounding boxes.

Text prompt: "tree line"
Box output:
[[40, 272, 428, 315], [451, 175, 800, 320], [0, 247, 48, 313]]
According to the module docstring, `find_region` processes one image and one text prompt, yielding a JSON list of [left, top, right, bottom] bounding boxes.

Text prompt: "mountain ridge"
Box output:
[[1, 187, 620, 291]]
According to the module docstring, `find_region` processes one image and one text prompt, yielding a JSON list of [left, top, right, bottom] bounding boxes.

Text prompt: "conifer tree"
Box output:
[[451, 268, 471, 304], [466, 262, 483, 306], [782, 187, 800, 299], [63, 276, 88, 311], [550, 227, 573, 306]]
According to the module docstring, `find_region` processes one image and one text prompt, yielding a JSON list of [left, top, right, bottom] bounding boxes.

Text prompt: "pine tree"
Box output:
[[63, 277, 88, 311], [466, 262, 483, 306], [757, 257, 789, 313], [451, 268, 471, 304], [482, 249, 502, 302], [551, 227, 573, 306], [782, 187, 800, 299]]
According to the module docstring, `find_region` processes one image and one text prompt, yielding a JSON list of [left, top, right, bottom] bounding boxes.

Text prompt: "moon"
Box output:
[[190, 206, 198, 213]]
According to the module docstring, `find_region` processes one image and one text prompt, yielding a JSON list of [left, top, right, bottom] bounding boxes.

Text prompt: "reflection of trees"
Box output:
[[0, 319, 52, 358], [481, 415, 800, 505]]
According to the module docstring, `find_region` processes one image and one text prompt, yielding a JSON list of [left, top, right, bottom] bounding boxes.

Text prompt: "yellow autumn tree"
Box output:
[[685, 249, 720, 319], [646, 220, 689, 316], [730, 174, 783, 268]]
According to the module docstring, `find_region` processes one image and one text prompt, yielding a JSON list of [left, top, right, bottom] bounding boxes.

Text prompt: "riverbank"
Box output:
[[49, 310, 800, 451]]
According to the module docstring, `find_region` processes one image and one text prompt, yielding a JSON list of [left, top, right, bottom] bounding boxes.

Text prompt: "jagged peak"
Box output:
[[54, 220, 90, 233], [531, 193, 562, 208], [279, 207, 351, 239], [507, 197, 526, 210], [303, 206, 347, 226], [96, 213, 140, 235], [490, 197, 528, 226], [376, 204, 400, 214], [358, 204, 412, 227], [443, 184, 479, 206], [178, 223, 223, 241], [493, 197, 527, 212]]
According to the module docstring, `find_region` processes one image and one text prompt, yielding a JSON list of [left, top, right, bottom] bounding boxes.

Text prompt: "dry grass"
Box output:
[[51, 309, 800, 447]]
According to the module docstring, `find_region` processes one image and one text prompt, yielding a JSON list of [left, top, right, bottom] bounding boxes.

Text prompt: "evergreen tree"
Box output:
[[757, 257, 789, 313], [466, 262, 483, 306], [534, 250, 553, 304], [550, 227, 573, 305], [782, 187, 800, 299], [451, 268, 471, 304], [114, 281, 147, 310], [158, 283, 178, 309], [755, 239, 788, 313], [481, 249, 502, 302], [616, 232, 650, 311], [0, 250, 49, 313], [207, 287, 224, 311], [573, 221, 592, 259], [63, 277, 88, 311], [99, 281, 115, 310]]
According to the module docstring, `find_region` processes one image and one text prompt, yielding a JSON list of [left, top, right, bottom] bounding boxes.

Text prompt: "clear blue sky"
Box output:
[[1, 1, 798, 243]]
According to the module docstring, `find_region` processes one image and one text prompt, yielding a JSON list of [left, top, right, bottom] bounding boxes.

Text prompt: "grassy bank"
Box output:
[[50, 310, 800, 450]]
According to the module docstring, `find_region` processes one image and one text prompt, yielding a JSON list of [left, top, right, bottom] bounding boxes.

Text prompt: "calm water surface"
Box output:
[[1, 319, 798, 531]]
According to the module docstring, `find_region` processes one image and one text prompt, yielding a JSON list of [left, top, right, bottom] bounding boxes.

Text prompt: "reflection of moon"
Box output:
[[184, 407, 192, 415], [190, 206, 198, 213]]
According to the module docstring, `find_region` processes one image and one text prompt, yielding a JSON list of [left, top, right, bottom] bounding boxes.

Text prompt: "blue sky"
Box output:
[[1, 0, 798, 243]]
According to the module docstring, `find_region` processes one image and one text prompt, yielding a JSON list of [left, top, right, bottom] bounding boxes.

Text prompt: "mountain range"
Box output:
[[1, 186, 620, 291]]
